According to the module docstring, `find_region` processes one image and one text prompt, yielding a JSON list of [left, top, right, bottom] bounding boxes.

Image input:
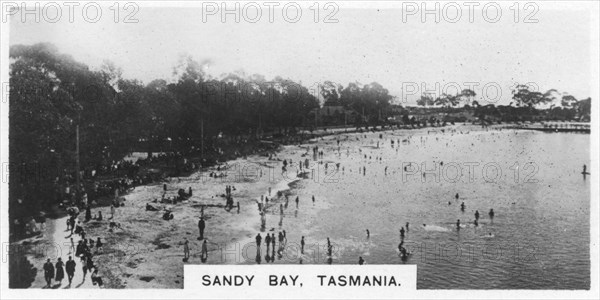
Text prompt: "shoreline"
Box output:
[[9, 122, 588, 289]]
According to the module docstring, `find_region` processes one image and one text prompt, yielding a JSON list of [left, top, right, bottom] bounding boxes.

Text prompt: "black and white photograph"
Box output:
[[1, 1, 598, 298]]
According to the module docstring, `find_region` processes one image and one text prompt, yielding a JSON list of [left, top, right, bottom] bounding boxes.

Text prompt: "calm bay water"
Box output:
[[273, 128, 590, 289]]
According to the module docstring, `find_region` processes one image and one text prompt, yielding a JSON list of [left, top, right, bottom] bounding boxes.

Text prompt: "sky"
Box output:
[[7, 1, 597, 105]]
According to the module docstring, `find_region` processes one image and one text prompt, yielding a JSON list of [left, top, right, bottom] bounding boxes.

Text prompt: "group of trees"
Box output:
[[9, 43, 401, 216], [9, 43, 325, 215], [411, 84, 591, 123], [319, 81, 395, 124], [416, 88, 477, 108]]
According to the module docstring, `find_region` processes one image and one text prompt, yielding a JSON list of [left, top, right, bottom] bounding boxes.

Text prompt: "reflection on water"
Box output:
[[284, 129, 589, 289]]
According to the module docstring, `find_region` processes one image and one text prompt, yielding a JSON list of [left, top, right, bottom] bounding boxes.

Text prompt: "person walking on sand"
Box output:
[[183, 238, 190, 262], [85, 205, 92, 222], [81, 257, 88, 281], [110, 204, 115, 219], [201, 240, 208, 263], [69, 237, 75, 254], [55, 257, 65, 285], [43, 258, 54, 287], [295, 196, 299, 208], [198, 217, 206, 240], [301, 236, 305, 254], [65, 256, 76, 286]]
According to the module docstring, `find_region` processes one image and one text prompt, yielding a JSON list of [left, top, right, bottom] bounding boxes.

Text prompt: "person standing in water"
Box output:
[[455, 193, 459, 200], [295, 196, 299, 208], [456, 219, 461, 230], [489, 209, 495, 219], [405, 222, 409, 232], [366, 229, 370, 238], [475, 210, 480, 221], [400, 227, 405, 239], [300, 236, 305, 254], [256, 234, 262, 253], [460, 202, 465, 211], [265, 233, 271, 251]]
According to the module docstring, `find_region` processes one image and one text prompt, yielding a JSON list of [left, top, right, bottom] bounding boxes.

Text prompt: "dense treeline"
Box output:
[[8, 43, 395, 223]]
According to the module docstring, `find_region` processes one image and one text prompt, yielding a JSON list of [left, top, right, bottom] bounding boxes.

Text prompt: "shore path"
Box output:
[[27, 215, 98, 289]]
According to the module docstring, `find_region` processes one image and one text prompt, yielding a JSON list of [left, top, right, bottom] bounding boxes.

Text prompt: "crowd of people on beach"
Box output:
[[34, 124, 589, 289]]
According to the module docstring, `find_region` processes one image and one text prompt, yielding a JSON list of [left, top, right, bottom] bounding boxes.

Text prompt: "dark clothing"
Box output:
[[198, 219, 205, 239], [43, 262, 54, 286], [86, 256, 95, 271], [66, 260, 76, 275], [55, 261, 65, 281], [91, 273, 103, 286], [85, 206, 92, 221]]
